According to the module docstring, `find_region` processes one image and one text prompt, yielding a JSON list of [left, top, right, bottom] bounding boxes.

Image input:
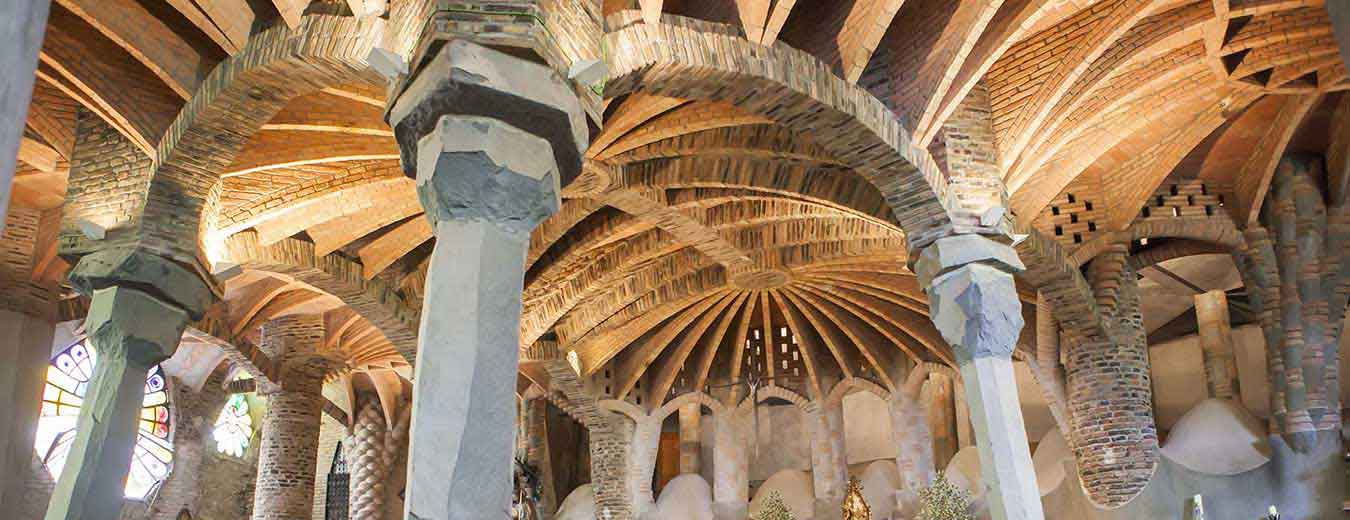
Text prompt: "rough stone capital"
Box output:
[[389, 38, 587, 186], [415, 115, 561, 235], [913, 234, 1024, 290], [84, 286, 191, 367], [66, 246, 214, 320], [924, 262, 1024, 364]]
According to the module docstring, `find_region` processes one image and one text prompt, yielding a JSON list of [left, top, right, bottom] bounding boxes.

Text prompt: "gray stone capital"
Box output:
[[415, 115, 561, 235], [84, 286, 191, 367], [914, 234, 1024, 290], [66, 246, 214, 320], [924, 262, 1024, 363]]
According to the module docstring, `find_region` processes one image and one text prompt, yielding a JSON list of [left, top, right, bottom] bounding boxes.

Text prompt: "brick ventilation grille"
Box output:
[[1138, 180, 1228, 222]]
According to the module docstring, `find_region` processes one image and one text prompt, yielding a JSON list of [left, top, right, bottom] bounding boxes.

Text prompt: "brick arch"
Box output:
[[825, 376, 893, 407], [598, 399, 647, 422], [736, 384, 811, 412], [222, 231, 420, 364], [604, 19, 955, 249], [654, 391, 726, 422], [73, 15, 384, 276], [1127, 239, 1230, 272], [1068, 216, 1245, 266]]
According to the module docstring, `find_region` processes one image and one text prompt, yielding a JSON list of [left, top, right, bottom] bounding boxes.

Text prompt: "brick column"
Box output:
[[711, 407, 749, 520], [1195, 290, 1239, 399], [678, 402, 701, 475], [0, 0, 49, 220], [251, 315, 328, 520], [1235, 154, 1347, 451], [916, 235, 1043, 520], [349, 400, 389, 520], [386, 38, 585, 519], [628, 416, 661, 515], [588, 412, 636, 519]]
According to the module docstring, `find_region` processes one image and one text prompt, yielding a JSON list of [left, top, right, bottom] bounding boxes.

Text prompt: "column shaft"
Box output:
[[1195, 290, 1239, 399], [251, 315, 327, 520], [890, 390, 935, 515], [712, 409, 748, 520], [917, 235, 1043, 520], [0, 310, 54, 511], [0, 0, 50, 219], [808, 401, 846, 519], [678, 402, 701, 475], [349, 401, 389, 520], [44, 287, 190, 520]]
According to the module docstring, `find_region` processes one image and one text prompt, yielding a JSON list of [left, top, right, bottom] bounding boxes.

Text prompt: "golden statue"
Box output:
[[842, 477, 871, 520]]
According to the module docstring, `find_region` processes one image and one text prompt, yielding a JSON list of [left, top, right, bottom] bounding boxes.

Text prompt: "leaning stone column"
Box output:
[[1195, 290, 1239, 400], [678, 402, 702, 475], [916, 234, 1043, 520], [0, 0, 50, 219], [44, 249, 210, 520], [386, 38, 585, 519], [251, 315, 329, 520], [711, 407, 749, 520]]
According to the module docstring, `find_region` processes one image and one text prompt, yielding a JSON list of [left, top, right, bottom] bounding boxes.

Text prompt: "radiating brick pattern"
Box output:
[[252, 315, 328, 520], [1068, 244, 1157, 508], [1234, 155, 1347, 450]]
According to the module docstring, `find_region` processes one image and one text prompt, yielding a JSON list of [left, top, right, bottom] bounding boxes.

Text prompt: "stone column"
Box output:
[[0, 308, 54, 511], [807, 401, 846, 520], [953, 383, 974, 450], [629, 417, 661, 515], [890, 374, 935, 516], [44, 248, 210, 520], [251, 315, 328, 520], [1195, 290, 1239, 400], [678, 402, 701, 475], [711, 407, 749, 520], [916, 234, 1043, 520], [0, 0, 50, 221], [386, 38, 585, 519]]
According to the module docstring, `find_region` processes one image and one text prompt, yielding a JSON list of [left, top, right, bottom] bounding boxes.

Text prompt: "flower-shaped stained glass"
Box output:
[[34, 341, 174, 500], [212, 394, 252, 457]]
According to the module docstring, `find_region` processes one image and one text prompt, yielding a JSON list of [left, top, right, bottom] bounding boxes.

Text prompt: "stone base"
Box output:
[[713, 501, 747, 520]]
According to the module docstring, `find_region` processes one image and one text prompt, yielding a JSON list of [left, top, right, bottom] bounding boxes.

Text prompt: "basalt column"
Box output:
[[386, 38, 586, 519], [1195, 290, 1239, 400], [0, 0, 49, 218], [1235, 154, 1350, 451], [807, 400, 847, 519], [678, 402, 702, 475], [251, 315, 330, 520], [916, 234, 1043, 520], [711, 406, 749, 520]]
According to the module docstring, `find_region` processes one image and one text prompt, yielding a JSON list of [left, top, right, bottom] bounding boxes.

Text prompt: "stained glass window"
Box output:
[[212, 394, 252, 457], [34, 341, 174, 500]]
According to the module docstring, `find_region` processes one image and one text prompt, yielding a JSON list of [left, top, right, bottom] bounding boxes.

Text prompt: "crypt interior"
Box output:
[[2, 0, 1350, 519]]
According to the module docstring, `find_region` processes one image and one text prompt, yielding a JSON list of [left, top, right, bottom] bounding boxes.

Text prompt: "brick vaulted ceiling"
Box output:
[[12, 0, 1348, 409]]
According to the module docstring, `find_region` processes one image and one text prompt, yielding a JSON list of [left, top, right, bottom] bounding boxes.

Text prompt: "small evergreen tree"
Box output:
[[916, 475, 975, 520], [753, 491, 797, 520]]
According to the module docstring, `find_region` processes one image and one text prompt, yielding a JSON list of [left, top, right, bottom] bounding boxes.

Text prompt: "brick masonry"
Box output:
[[252, 315, 328, 520]]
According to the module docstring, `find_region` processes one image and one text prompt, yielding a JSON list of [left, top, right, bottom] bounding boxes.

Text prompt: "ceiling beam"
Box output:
[[17, 137, 60, 173], [1331, 95, 1350, 206], [274, 0, 310, 29], [842, 0, 908, 83], [615, 291, 730, 400], [53, 0, 218, 98], [648, 292, 741, 405], [691, 292, 754, 395], [40, 6, 184, 158], [761, 0, 799, 46], [769, 289, 825, 398], [358, 216, 433, 279], [164, 0, 252, 54], [1232, 93, 1320, 225]]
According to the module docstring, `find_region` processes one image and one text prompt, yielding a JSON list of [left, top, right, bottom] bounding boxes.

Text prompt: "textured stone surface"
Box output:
[[924, 262, 1024, 362], [44, 287, 190, 520], [65, 246, 214, 319], [403, 220, 533, 520], [0, 0, 48, 222], [390, 39, 586, 186], [0, 310, 54, 513]]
